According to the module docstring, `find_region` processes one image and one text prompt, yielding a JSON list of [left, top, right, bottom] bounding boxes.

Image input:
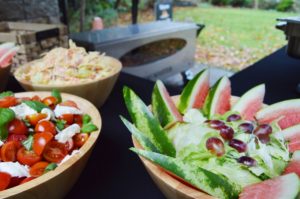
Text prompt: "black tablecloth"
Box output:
[[4, 46, 300, 199]]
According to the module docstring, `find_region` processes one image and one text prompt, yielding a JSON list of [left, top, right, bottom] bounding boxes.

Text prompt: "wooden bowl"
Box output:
[[0, 65, 11, 92], [131, 96, 244, 199], [0, 92, 101, 199], [14, 56, 122, 108]]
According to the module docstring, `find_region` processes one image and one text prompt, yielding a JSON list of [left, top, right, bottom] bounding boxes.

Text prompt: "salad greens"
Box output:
[[0, 108, 15, 139]]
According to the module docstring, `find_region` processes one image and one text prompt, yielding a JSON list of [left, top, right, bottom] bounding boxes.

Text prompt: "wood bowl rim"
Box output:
[[0, 91, 102, 197], [13, 56, 122, 88]]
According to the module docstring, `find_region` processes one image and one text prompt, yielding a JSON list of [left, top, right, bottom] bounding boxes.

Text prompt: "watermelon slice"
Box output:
[[177, 69, 209, 114], [0, 46, 18, 67], [283, 151, 300, 177], [0, 43, 15, 56], [276, 124, 300, 152], [239, 173, 299, 199], [123, 86, 176, 157], [131, 148, 240, 199], [231, 84, 265, 121], [256, 99, 300, 129], [203, 76, 231, 118], [152, 80, 182, 128]]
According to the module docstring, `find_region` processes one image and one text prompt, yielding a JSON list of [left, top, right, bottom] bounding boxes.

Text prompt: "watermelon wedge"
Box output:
[[203, 76, 231, 118], [256, 99, 300, 129], [152, 80, 182, 128], [0, 43, 15, 56], [123, 86, 176, 157], [131, 148, 240, 199], [239, 173, 299, 199], [177, 69, 209, 114], [276, 124, 300, 152], [231, 84, 265, 121], [283, 151, 300, 177], [0, 46, 18, 67]]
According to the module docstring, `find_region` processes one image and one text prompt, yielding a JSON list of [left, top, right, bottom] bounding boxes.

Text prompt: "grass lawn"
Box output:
[[120, 7, 297, 71], [173, 7, 297, 70]]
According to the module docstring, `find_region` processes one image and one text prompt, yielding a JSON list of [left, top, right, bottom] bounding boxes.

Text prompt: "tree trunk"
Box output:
[[79, 0, 86, 32], [253, 0, 259, 9]]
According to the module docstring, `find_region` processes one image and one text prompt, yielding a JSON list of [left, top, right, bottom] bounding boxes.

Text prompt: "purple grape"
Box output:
[[254, 124, 272, 143], [229, 139, 247, 153], [219, 126, 234, 140], [237, 156, 257, 167], [206, 137, 225, 157], [207, 120, 225, 130], [239, 123, 254, 134], [227, 114, 242, 122]]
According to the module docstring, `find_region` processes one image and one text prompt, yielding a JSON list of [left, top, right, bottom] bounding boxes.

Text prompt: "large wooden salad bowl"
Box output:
[[0, 92, 101, 199], [14, 56, 122, 108]]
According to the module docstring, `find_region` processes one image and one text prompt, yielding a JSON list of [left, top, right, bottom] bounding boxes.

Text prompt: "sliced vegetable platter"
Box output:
[[0, 90, 101, 198], [121, 69, 300, 199]]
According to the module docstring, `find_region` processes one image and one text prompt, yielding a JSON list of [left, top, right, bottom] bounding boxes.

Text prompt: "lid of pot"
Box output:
[[277, 16, 300, 25]]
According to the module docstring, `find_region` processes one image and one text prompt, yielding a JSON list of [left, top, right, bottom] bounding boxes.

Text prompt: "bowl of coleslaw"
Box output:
[[13, 41, 122, 108]]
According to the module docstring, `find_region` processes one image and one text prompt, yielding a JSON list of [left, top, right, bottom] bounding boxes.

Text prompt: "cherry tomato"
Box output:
[[0, 96, 18, 108], [73, 133, 89, 148], [35, 120, 56, 135], [33, 132, 53, 156], [31, 95, 41, 102], [7, 134, 27, 148], [17, 147, 41, 166], [73, 115, 83, 126], [58, 114, 74, 125], [8, 177, 25, 188], [20, 177, 35, 185], [43, 141, 67, 163], [42, 96, 57, 107], [0, 172, 11, 191], [26, 113, 47, 126], [65, 139, 74, 152], [8, 119, 28, 135], [29, 161, 49, 177], [1, 141, 18, 162], [60, 100, 78, 108]]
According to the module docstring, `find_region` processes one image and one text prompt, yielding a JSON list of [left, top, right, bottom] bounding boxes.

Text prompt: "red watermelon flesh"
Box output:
[[243, 98, 263, 120], [192, 78, 209, 109], [216, 81, 231, 115], [239, 173, 299, 199], [0, 47, 18, 67], [284, 151, 300, 177], [276, 124, 300, 152]]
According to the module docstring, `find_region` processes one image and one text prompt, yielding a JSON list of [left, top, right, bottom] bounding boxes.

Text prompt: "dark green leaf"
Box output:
[[82, 114, 91, 124], [81, 123, 98, 133], [22, 135, 34, 151], [0, 125, 8, 140], [52, 89, 62, 103], [23, 100, 49, 112], [44, 163, 57, 173], [0, 91, 14, 99], [56, 120, 66, 131]]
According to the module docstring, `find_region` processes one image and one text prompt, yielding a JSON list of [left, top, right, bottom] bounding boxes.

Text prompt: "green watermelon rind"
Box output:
[[120, 116, 159, 153], [131, 148, 239, 199], [177, 69, 209, 114], [203, 76, 230, 118], [152, 80, 180, 128], [231, 84, 265, 119], [123, 86, 176, 157]]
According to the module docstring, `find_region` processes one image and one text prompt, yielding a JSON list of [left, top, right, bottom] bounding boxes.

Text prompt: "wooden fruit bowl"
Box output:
[[0, 92, 101, 199], [14, 56, 122, 108]]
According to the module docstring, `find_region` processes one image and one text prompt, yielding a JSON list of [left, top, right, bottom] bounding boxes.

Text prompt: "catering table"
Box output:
[[4, 46, 300, 199]]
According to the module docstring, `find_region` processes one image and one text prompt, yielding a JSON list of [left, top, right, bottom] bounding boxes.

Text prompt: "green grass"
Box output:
[[173, 7, 297, 70]]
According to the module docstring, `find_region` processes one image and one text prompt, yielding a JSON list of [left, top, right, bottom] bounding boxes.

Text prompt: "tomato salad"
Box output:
[[0, 90, 98, 191]]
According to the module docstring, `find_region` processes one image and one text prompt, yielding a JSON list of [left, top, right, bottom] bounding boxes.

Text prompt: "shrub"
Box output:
[[258, 0, 279, 9], [230, 0, 253, 7], [211, 0, 232, 6], [276, 0, 294, 11]]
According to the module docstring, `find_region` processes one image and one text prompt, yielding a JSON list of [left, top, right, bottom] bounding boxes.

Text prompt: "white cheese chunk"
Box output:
[[41, 108, 55, 121], [54, 105, 83, 117], [0, 162, 30, 177], [0, 140, 3, 147], [59, 150, 80, 165], [9, 103, 37, 119], [183, 109, 207, 124], [55, 124, 81, 143]]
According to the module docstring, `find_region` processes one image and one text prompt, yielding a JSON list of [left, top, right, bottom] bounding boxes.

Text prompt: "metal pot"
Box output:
[[276, 16, 300, 59]]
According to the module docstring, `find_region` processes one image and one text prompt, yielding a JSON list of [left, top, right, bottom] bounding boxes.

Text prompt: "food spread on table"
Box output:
[[0, 42, 18, 68], [0, 90, 98, 191], [121, 69, 300, 199], [14, 40, 118, 85]]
